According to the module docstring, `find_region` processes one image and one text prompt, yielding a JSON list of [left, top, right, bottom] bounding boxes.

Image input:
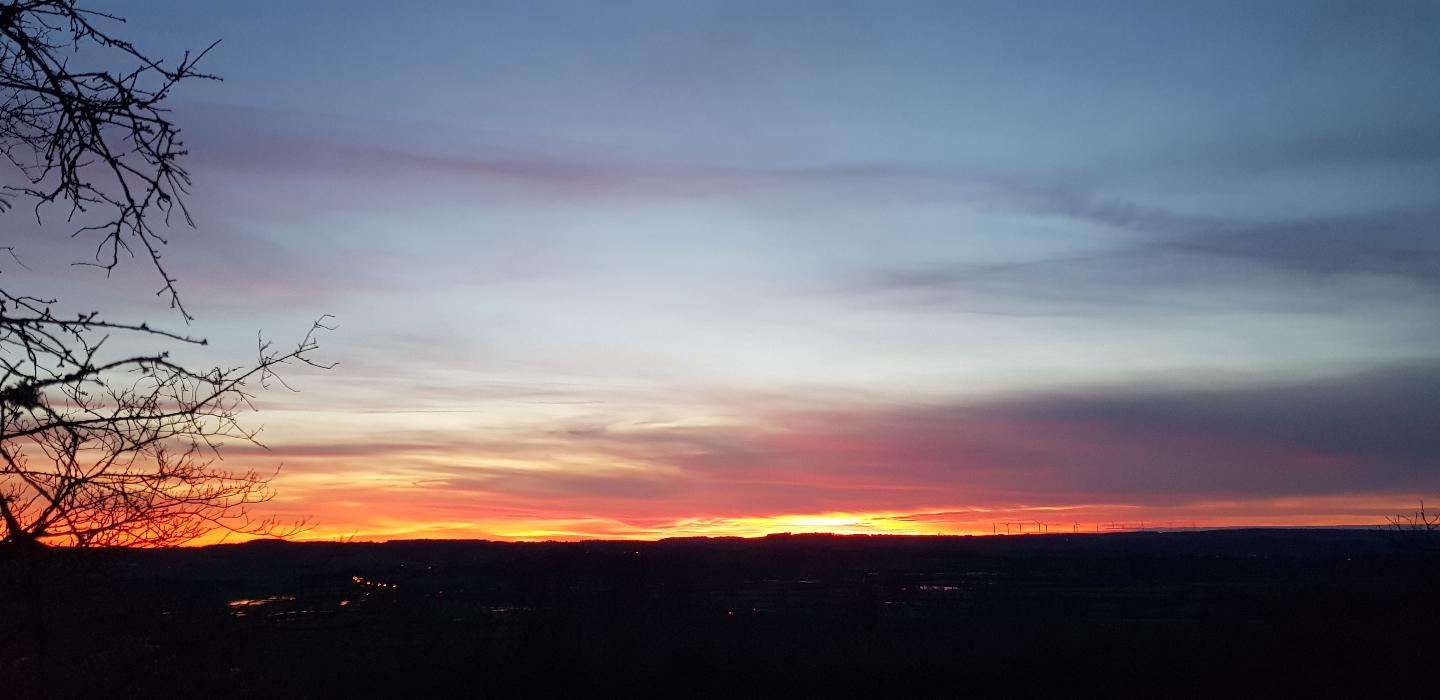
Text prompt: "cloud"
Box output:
[[177, 104, 957, 200], [163, 104, 1440, 324], [1160, 209, 1440, 283], [175, 103, 1438, 218], [1157, 123, 1440, 178], [246, 361, 1440, 528], [847, 204, 1440, 316], [544, 362, 1440, 508]]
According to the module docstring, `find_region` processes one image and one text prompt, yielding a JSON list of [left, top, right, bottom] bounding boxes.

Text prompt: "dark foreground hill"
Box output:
[[3, 529, 1436, 698]]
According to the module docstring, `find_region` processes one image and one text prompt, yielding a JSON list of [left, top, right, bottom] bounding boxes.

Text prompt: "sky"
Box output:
[[11, 0, 1440, 540]]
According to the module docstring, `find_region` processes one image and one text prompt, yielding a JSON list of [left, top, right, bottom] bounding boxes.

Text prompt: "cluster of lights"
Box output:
[[351, 574, 398, 589], [227, 595, 296, 609], [226, 595, 297, 618]]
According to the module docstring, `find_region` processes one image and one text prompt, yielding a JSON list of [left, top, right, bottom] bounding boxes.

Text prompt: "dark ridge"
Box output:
[[3, 528, 1435, 698]]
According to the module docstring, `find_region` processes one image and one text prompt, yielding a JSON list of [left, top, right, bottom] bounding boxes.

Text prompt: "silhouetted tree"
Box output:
[[1386, 501, 1440, 553], [0, 1, 328, 548]]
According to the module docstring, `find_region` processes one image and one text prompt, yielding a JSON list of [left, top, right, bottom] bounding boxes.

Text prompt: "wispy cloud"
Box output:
[[236, 361, 1440, 539], [846, 205, 1440, 317]]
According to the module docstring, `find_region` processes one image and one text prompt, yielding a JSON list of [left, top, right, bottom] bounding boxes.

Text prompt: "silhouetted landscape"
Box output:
[[4, 529, 1436, 698]]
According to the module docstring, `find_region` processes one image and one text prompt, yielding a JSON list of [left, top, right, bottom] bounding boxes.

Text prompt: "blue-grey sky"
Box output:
[[15, 0, 1440, 538]]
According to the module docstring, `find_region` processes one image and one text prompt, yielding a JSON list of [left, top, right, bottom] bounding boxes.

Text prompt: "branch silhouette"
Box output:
[[0, 1, 331, 548]]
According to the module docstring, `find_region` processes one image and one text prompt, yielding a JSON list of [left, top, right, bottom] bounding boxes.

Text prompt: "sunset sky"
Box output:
[[16, 0, 1440, 540]]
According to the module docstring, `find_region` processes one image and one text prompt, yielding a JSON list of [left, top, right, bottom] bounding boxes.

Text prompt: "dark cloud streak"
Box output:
[[851, 205, 1440, 315]]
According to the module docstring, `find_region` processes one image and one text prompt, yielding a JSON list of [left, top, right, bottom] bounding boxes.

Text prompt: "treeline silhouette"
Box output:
[[2, 530, 1436, 698]]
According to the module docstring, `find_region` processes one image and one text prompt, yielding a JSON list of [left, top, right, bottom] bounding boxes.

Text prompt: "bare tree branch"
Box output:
[[0, 1, 333, 549], [0, 0, 218, 319]]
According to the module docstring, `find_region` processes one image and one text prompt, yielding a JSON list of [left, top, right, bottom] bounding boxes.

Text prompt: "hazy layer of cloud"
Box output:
[[242, 362, 1440, 534]]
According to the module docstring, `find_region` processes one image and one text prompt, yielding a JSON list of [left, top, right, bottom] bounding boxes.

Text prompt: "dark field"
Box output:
[[3, 530, 1436, 698]]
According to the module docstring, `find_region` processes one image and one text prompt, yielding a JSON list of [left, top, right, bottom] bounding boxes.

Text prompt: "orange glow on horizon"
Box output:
[[186, 495, 1415, 546], [182, 399, 1437, 548]]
